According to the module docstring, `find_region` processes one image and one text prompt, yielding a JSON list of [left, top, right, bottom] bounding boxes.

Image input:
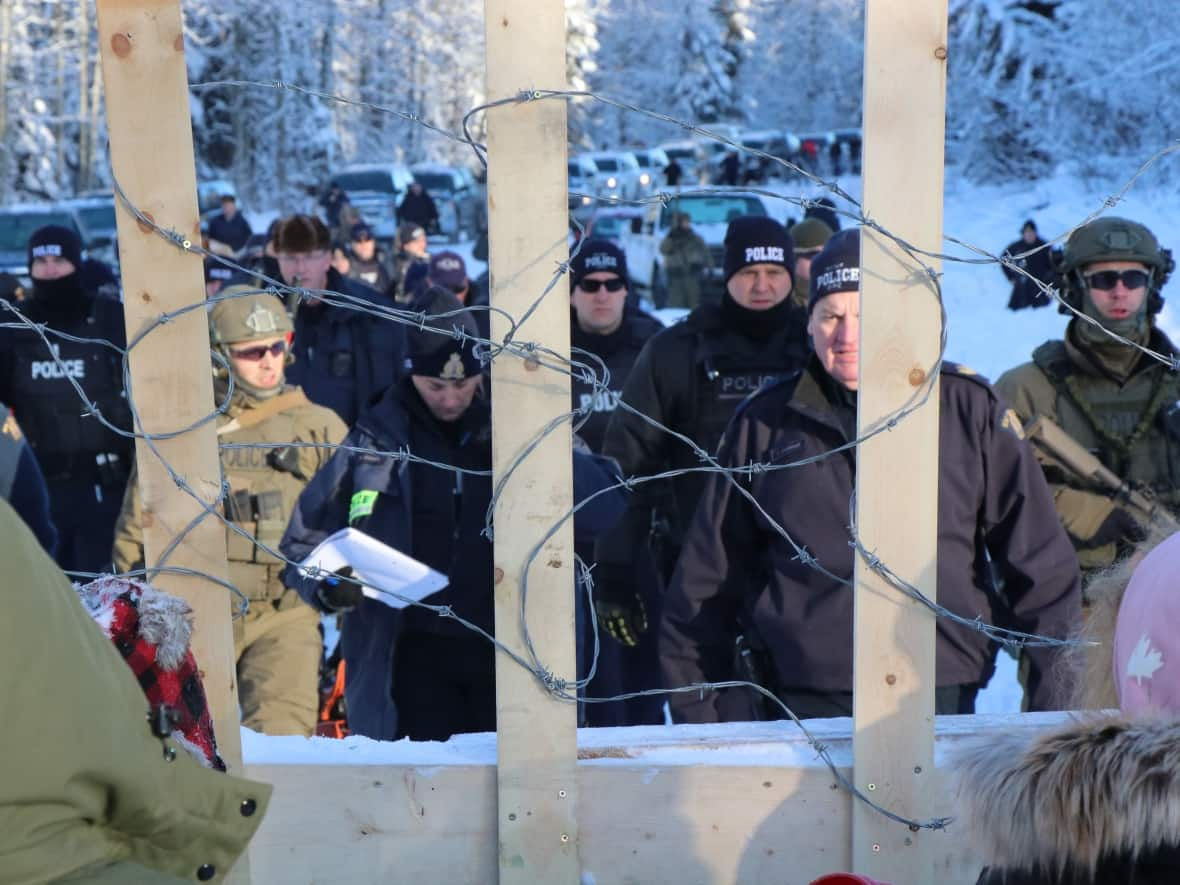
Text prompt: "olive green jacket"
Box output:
[[996, 325, 1180, 569], [113, 384, 346, 598], [0, 498, 270, 884]]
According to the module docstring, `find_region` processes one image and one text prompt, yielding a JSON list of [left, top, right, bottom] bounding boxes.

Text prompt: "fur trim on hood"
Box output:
[[952, 715, 1180, 879]]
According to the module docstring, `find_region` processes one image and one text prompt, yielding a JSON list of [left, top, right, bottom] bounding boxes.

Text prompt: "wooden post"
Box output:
[[96, 1, 241, 769], [484, 1, 579, 882], [852, 1, 948, 883]]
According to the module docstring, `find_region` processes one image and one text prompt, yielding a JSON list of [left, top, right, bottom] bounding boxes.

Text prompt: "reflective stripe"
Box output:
[[349, 489, 379, 523]]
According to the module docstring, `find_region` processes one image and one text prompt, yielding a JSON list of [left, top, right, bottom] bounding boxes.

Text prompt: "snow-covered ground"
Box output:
[[249, 167, 1176, 759]]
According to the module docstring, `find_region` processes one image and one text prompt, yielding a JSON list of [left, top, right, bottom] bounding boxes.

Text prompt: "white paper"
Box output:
[[297, 527, 449, 610]]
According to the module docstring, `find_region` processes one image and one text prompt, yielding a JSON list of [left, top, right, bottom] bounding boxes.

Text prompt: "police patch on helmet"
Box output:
[[244, 303, 281, 334], [440, 351, 467, 381]]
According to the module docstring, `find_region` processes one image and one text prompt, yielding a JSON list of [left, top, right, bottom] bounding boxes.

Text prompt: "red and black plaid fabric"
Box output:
[[77, 578, 225, 771]]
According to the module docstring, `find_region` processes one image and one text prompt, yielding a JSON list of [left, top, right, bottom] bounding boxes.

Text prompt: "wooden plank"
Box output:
[[96, 0, 240, 768], [853, 0, 949, 882], [483, 1, 578, 882], [245, 714, 1069, 883]]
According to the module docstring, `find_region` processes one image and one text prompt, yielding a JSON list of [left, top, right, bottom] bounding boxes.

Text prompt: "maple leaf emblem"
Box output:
[[1127, 634, 1165, 685]]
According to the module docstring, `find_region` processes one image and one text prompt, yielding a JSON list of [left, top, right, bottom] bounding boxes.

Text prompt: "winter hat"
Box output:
[[28, 225, 82, 271], [406, 286, 482, 380], [350, 223, 374, 242], [808, 227, 861, 313], [274, 214, 330, 254], [1113, 531, 1180, 715], [428, 250, 469, 292], [570, 238, 628, 289], [789, 217, 835, 255], [723, 216, 793, 284], [75, 577, 225, 770], [397, 222, 427, 247]]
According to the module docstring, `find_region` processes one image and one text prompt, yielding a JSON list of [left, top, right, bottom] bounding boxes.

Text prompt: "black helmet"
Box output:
[[1053, 217, 1174, 315]]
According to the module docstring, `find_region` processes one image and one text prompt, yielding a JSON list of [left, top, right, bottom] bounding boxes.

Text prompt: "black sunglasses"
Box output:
[[1085, 269, 1150, 291], [229, 340, 289, 362], [578, 277, 626, 293]]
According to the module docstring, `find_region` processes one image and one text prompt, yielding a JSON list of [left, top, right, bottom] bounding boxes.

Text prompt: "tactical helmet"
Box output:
[[209, 286, 293, 347], [1054, 217, 1174, 315]]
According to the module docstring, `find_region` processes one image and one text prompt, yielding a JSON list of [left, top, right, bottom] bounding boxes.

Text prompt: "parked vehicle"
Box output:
[[328, 164, 415, 240], [0, 204, 89, 283], [623, 189, 770, 302], [410, 163, 484, 240], [580, 151, 643, 202], [632, 148, 669, 192], [568, 156, 599, 221], [585, 207, 645, 247], [657, 141, 702, 184], [60, 194, 119, 270]]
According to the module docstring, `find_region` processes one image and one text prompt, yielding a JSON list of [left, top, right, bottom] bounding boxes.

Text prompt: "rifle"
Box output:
[[1022, 415, 1180, 534]]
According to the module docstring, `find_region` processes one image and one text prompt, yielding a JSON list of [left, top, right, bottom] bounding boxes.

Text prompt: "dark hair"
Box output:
[[274, 214, 330, 253]]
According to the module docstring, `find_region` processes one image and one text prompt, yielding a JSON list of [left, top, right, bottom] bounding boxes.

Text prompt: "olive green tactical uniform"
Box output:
[[112, 290, 347, 735], [996, 217, 1179, 572]]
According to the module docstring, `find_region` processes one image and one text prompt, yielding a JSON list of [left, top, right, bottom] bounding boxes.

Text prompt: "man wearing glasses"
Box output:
[[272, 214, 404, 427], [113, 288, 347, 735], [998, 217, 1179, 573]]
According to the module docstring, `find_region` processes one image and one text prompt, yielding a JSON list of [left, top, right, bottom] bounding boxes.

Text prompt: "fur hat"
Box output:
[[723, 216, 793, 284], [808, 228, 860, 313], [75, 577, 224, 770]]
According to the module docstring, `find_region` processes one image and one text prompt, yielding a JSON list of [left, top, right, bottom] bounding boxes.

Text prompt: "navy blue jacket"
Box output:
[[285, 270, 405, 428], [0, 410, 57, 557], [280, 381, 626, 740]]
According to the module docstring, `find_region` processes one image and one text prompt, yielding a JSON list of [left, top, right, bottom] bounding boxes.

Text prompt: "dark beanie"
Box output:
[[570, 238, 627, 288], [723, 216, 793, 283], [808, 228, 860, 314], [28, 225, 83, 270], [406, 287, 482, 380]]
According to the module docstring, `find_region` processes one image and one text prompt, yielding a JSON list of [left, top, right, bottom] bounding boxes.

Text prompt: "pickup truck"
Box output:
[[621, 190, 770, 305]]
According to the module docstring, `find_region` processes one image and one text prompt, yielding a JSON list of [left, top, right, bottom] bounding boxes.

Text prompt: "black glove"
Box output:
[[1090, 507, 1147, 548], [316, 566, 362, 613], [594, 595, 648, 648]]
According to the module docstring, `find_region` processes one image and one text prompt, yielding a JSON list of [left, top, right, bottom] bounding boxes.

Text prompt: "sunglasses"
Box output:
[[1085, 269, 1150, 291], [229, 340, 289, 362], [577, 277, 626, 293]]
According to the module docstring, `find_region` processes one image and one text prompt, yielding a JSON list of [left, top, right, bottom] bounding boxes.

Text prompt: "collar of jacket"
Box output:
[[952, 715, 1180, 878], [780, 358, 853, 441], [1064, 321, 1175, 382]]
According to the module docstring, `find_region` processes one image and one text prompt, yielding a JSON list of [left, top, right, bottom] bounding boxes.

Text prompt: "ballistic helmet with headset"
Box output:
[[1054, 217, 1174, 315]]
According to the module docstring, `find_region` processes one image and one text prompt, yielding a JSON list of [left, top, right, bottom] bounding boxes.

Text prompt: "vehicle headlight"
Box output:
[[581, 195, 592, 206], [607, 176, 617, 189], [639, 173, 650, 186]]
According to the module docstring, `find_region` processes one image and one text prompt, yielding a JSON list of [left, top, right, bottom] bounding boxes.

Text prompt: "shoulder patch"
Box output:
[[1, 413, 21, 442], [940, 360, 995, 390], [1000, 407, 1025, 440]]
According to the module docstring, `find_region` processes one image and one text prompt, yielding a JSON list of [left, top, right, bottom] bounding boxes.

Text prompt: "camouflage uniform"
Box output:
[[996, 217, 1179, 572], [112, 289, 347, 735]]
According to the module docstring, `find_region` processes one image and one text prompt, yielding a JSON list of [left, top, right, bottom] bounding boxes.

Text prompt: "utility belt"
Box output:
[[225, 488, 288, 601], [39, 450, 129, 485]]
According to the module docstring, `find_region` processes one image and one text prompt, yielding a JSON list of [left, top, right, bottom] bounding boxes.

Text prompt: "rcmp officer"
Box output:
[[280, 288, 495, 741], [273, 214, 405, 427], [0, 225, 131, 575], [113, 288, 347, 736], [661, 229, 1081, 722], [996, 217, 1180, 573]]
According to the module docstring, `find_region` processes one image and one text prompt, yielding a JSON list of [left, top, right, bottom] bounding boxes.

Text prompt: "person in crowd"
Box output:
[[0, 225, 132, 576], [205, 257, 234, 299], [659, 212, 711, 310], [566, 238, 663, 725], [280, 288, 493, 741], [0, 498, 270, 884], [661, 228, 1081, 722], [113, 289, 346, 735], [418, 249, 491, 340], [320, 181, 350, 230], [345, 222, 394, 295], [955, 527, 1180, 885], [804, 197, 841, 232], [272, 214, 404, 427], [398, 181, 440, 234], [1001, 219, 1055, 310], [0, 407, 56, 556], [664, 156, 683, 188], [592, 216, 810, 723], [996, 217, 1179, 577], [391, 222, 432, 304], [786, 216, 835, 355], [206, 194, 253, 256], [719, 150, 741, 186]]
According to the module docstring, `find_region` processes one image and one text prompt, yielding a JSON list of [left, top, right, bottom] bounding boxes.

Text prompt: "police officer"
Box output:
[[662, 229, 1081, 722], [280, 288, 494, 741], [0, 408, 57, 557], [589, 216, 809, 723], [390, 222, 431, 305], [345, 222, 394, 295], [112, 288, 347, 736], [997, 217, 1180, 573], [0, 225, 131, 575], [273, 214, 405, 427]]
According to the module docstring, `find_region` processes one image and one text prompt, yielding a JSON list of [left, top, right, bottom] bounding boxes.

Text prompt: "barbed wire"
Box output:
[[12, 78, 1174, 834]]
